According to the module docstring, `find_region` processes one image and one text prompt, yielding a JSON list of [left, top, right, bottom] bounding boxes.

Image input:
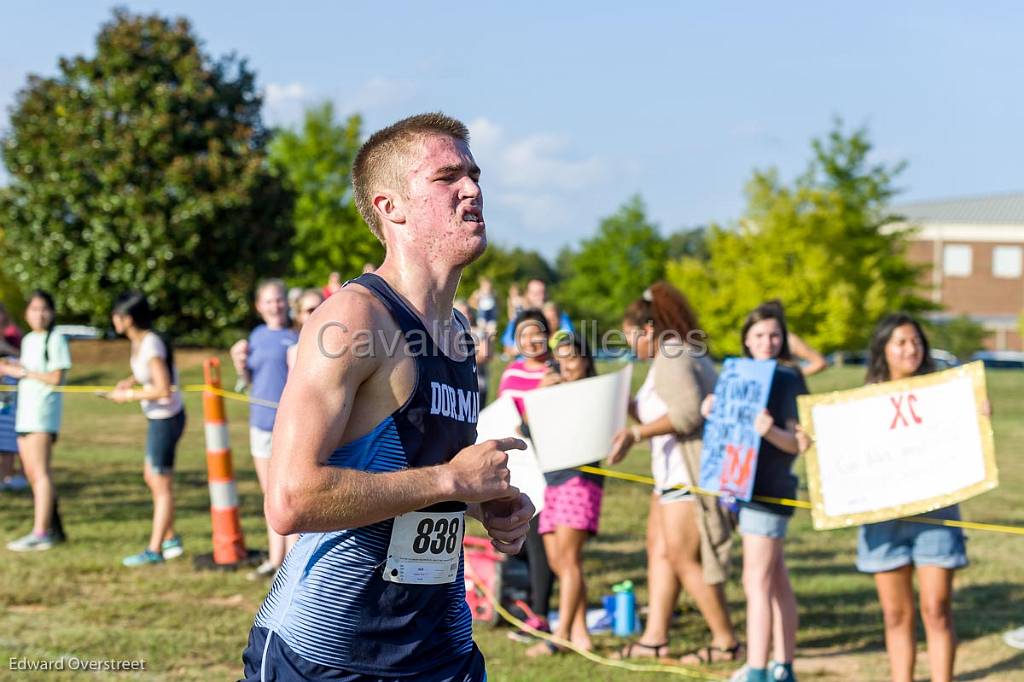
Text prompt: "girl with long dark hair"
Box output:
[[1, 290, 71, 551], [106, 291, 186, 566], [830, 313, 976, 682]]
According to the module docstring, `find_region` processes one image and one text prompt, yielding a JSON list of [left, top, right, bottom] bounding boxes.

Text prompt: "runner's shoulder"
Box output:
[[311, 285, 398, 337]]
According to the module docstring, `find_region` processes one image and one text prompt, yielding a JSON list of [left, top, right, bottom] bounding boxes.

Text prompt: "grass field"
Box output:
[[0, 342, 1021, 681]]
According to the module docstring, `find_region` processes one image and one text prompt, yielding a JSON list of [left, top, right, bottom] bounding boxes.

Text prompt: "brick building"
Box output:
[[888, 192, 1024, 351]]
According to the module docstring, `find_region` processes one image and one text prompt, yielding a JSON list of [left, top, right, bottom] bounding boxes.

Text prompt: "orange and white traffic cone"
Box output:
[[200, 357, 248, 566]]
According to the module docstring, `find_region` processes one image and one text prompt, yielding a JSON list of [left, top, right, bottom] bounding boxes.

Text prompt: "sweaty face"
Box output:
[[885, 324, 925, 380], [400, 134, 485, 267], [745, 318, 783, 361]]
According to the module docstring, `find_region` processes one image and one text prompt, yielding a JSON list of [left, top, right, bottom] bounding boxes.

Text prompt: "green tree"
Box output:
[[556, 195, 667, 332], [669, 121, 929, 356], [0, 229, 26, 321], [458, 243, 557, 326], [268, 102, 383, 286], [665, 225, 709, 261], [0, 9, 291, 344], [923, 316, 990, 360]]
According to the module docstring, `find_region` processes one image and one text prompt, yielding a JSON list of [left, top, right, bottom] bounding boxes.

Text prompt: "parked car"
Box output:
[[53, 324, 104, 340], [930, 349, 960, 370], [970, 350, 1024, 370]]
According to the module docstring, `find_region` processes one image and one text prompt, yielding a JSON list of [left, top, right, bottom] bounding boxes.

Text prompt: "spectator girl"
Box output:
[[230, 279, 298, 580], [497, 309, 557, 637], [526, 332, 604, 656], [712, 303, 807, 682], [799, 313, 982, 682], [1, 291, 71, 551], [107, 291, 186, 567], [607, 282, 740, 664]]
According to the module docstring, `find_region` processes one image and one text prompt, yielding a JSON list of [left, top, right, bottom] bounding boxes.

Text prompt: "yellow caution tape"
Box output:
[[3, 383, 1022, 537], [463, 554, 726, 679]]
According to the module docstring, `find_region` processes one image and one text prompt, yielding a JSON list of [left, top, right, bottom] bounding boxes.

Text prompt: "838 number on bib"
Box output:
[[412, 516, 461, 555]]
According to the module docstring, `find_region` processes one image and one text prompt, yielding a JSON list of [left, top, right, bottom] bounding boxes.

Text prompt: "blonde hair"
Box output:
[[352, 112, 470, 244]]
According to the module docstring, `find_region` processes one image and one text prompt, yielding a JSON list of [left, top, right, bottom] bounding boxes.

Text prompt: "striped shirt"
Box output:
[[497, 359, 547, 418]]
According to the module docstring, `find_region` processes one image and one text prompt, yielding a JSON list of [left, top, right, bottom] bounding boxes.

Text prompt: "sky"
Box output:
[[2, 1, 1023, 257]]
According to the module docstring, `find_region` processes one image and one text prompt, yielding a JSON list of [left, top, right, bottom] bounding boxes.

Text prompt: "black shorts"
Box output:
[[15, 432, 58, 444], [145, 411, 185, 474], [241, 626, 487, 682]]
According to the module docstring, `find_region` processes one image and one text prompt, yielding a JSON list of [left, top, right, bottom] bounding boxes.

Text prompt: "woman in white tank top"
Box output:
[[607, 282, 741, 666]]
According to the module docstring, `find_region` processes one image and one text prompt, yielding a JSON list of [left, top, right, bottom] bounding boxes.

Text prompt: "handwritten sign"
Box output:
[[798, 362, 997, 530], [699, 358, 776, 501]]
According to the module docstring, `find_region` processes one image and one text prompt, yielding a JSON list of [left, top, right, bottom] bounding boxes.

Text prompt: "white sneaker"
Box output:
[[7, 531, 58, 552], [247, 560, 278, 581], [1005, 626, 1024, 650]]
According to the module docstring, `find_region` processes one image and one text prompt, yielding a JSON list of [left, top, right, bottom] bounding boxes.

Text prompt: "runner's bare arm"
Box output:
[[267, 290, 523, 535]]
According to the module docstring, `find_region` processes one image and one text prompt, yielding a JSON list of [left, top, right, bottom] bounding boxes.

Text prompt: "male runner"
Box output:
[[242, 113, 534, 681]]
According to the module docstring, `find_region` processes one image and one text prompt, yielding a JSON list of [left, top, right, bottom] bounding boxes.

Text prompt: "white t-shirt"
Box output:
[[130, 332, 183, 420]]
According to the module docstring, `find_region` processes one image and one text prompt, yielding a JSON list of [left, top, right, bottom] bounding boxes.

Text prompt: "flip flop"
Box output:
[[525, 640, 562, 658], [680, 642, 745, 665], [612, 640, 670, 660]]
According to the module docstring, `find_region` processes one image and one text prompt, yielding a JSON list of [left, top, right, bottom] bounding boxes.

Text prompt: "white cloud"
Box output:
[[467, 117, 611, 242], [469, 117, 608, 191], [263, 77, 418, 128], [263, 81, 310, 127]]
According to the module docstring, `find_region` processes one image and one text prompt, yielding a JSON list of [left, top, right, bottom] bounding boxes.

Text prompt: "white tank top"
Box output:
[[636, 367, 692, 488]]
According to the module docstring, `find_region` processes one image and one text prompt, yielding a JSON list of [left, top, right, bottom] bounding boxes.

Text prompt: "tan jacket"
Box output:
[[652, 344, 734, 585]]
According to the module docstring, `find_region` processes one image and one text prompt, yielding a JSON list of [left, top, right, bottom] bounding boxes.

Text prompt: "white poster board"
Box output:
[[522, 365, 633, 473], [799, 362, 997, 530], [475, 394, 546, 515]]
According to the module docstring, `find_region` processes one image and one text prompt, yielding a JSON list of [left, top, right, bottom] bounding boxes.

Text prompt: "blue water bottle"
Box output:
[[612, 580, 636, 637]]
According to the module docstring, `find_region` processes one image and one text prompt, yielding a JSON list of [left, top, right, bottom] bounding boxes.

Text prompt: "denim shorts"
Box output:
[[738, 504, 790, 539], [146, 410, 185, 474], [856, 504, 968, 573]]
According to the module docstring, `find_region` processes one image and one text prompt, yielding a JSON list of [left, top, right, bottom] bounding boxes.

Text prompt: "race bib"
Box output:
[[383, 510, 465, 585]]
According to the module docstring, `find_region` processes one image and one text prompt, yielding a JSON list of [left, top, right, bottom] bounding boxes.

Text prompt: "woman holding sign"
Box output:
[[608, 282, 741, 664], [524, 331, 606, 656], [824, 314, 975, 682], [709, 303, 807, 682]]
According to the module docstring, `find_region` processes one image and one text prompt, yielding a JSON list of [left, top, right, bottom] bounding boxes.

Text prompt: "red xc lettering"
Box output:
[[889, 393, 923, 430], [721, 444, 755, 490]]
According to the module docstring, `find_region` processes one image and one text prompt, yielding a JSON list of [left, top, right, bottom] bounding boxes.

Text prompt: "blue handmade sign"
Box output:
[[699, 358, 776, 501]]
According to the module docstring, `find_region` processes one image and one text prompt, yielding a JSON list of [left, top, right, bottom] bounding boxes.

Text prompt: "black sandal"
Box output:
[[615, 640, 670, 660], [680, 642, 744, 665]]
